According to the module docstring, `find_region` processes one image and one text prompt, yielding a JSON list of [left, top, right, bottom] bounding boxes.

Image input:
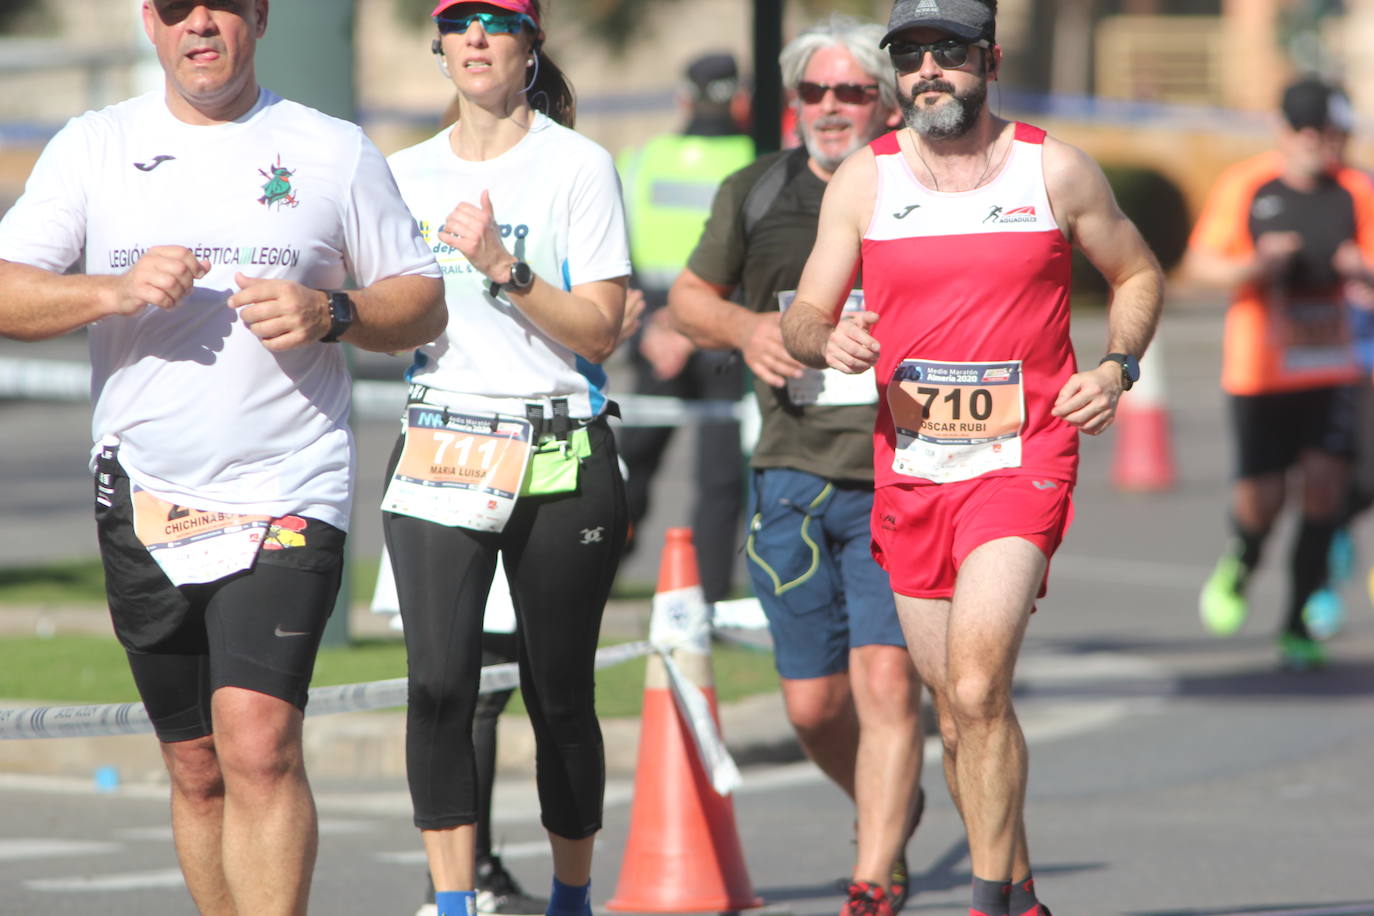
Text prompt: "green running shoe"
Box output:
[[1278, 632, 1327, 671], [1200, 553, 1248, 635]]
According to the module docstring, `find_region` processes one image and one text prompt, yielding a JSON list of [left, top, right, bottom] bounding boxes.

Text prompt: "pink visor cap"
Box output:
[[431, 0, 539, 21]]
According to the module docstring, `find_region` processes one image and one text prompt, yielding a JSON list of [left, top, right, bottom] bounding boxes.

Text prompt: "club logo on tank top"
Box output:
[[983, 204, 1038, 224], [257, 155, 300, 209]]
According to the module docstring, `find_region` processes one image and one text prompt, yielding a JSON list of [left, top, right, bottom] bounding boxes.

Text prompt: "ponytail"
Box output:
[[528, 44, 576, 128]]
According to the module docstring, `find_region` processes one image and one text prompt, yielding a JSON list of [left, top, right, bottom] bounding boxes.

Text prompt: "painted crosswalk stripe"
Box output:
[[26, 868, 185, 892], [377, 839, 551, 867], [0, 839, 119, 862]]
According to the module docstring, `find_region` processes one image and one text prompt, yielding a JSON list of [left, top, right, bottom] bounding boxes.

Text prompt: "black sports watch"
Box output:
[[489, 260, 535, 298], [320, 291, 355, 343], [1099, 352, 1140, 391]]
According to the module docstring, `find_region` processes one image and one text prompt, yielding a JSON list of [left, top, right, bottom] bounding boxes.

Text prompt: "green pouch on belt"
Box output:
[[519, 427, 591, 497]]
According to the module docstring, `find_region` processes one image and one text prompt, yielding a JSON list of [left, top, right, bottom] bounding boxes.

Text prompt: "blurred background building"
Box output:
[[0, 0, 1368, 274]]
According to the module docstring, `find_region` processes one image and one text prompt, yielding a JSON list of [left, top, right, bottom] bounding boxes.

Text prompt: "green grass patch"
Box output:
[[0, 634, 778, 718], [0, 556, 383, 608], [0, 560, 109, 605]]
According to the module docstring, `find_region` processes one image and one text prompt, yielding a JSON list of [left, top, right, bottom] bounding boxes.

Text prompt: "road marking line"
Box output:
[[0, 839, 120, 862], [1211, 906, 1374, 916], [26, 868, 185, 892], [377, 839, 550, 867]]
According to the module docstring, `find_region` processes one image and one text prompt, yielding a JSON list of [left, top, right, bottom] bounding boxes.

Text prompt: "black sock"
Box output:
[[1008, 874, 1039, 916], [970, 876, 1009, 916], [1229, 516, 1267, 591], [1286, 518, 1339, 637]]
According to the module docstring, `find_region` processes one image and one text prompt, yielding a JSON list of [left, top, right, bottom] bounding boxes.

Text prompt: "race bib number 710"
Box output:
[[887, 358, 1025, 483]]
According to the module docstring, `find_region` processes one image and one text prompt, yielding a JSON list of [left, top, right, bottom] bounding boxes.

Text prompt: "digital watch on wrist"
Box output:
[[320, 291, 355, 343], [489, 260, 534, 298], [1099, 352, 1140, 391]]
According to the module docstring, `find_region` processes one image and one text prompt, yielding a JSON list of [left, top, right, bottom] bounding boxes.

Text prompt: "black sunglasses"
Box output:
[[888, 38, 990, 74], [796, 81, 879, 105]]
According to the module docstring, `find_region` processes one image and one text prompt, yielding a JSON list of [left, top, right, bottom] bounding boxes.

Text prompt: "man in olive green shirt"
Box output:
[[668, 15, 924, 916]]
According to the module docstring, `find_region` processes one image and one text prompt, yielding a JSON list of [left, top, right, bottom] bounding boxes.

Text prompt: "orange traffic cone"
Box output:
[[606, 528, 762, 913], [1112, 341, 1176, 492]]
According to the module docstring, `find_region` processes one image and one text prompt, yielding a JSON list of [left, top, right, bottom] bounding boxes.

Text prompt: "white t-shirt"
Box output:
[[0, 89, 439, 530], [387, 113, 631, 419]]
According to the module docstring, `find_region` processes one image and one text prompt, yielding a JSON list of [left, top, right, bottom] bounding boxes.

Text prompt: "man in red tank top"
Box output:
[[780, 2, 1164, 915]]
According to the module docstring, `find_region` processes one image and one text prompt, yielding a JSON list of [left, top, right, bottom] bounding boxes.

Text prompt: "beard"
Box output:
[[899, 77, 987, 140], [799, 111, 887, 173]]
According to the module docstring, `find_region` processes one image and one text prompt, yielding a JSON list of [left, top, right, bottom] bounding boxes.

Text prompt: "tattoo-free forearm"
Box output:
[[780, 299, 835, 369]]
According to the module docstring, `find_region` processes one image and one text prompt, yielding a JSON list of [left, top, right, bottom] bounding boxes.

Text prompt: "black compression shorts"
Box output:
[[94, 450, 345, 743], [1228, 385, 1358, 478]]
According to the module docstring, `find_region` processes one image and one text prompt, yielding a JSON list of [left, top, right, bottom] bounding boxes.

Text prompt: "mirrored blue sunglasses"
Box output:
[[436, 11, 536, 35]]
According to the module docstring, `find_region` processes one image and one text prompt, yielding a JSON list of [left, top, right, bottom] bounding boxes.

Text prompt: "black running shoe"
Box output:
[[475, 855, 549, 916]]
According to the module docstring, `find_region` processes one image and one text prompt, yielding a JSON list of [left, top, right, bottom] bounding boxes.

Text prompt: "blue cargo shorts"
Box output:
[[745, 467, 904, 680]]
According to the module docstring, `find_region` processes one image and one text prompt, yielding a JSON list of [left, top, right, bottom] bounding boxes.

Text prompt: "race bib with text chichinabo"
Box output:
[[131, 488, 269, 587], [887, 358, 1025, 483], [381, 406, 534, 531]]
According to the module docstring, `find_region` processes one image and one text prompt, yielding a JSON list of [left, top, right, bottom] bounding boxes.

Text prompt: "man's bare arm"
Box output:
[[669, 268, 804, 387], [781, 152, 874, 372], [1044, 139, 1165, 434], [0, 249, 208, 341]]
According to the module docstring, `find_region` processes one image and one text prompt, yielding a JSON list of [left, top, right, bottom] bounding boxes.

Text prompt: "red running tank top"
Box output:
[[862, 123, 1078, 489]]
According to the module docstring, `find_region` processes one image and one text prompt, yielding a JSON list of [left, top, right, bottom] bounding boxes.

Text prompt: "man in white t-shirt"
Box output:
[[0, 3, 444, 915]]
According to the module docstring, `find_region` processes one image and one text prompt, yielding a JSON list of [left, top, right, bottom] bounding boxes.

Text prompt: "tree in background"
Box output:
[[0, 0, 49, 34]]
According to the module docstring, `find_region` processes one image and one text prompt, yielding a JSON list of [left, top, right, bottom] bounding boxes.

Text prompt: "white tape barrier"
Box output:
[[0, 357, 740, 427], [0, 640, 653, 741], [649, 583, 742, 795]]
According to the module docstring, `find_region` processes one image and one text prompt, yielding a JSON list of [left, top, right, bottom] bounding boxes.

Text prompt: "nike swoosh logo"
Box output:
[[134, 155, 176, 172], [893, 204, 920, 219], [273, 625, 311, 638]]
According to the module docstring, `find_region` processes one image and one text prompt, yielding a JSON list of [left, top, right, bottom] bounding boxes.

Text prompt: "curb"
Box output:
[[0, 691, 802, 786], [0, 600, 802, 786]]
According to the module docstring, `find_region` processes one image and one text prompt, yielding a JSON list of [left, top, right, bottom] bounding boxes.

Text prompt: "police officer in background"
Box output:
[[616, 53, 755, 602]]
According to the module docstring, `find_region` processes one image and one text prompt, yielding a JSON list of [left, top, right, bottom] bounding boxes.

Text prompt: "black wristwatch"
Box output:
[[489, 260, 535, 298], [1099, 353, 1140, 391], [320, 291, 355, 343]]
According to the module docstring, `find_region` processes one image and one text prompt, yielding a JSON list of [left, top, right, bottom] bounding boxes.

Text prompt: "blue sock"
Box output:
[[547, 876, 591, 916], [436, 890, 475, 916]]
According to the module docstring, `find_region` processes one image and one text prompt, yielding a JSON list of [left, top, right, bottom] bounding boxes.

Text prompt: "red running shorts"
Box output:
[[871, 474, 1074, 600]]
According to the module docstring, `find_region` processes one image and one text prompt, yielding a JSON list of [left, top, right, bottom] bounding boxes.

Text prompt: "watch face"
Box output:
[[511, 261, 533, 288]]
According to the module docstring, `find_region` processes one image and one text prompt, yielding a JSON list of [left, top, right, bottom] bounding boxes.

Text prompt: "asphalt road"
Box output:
[[2, 306, 1374, 914]]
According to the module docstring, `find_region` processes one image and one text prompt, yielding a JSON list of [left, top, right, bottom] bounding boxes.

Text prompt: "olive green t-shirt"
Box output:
[[686, 150, 876, 483]]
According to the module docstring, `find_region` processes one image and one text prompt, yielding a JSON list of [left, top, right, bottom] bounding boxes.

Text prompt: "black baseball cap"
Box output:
[[1281, 77, 1353, 132], [880, 0, 995, 48], [685, 53, 739, 105]]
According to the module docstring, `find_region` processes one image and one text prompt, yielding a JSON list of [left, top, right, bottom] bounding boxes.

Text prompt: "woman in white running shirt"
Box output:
[[381, 4, 630, 916]]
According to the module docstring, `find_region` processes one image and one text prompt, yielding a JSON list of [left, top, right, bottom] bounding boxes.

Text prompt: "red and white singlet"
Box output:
[[861, 123, 1079, 489]]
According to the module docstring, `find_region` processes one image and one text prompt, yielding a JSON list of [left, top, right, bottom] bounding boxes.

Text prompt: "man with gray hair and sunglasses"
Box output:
[[782, 1, 1164, 914], [669, 14, 925, 916]]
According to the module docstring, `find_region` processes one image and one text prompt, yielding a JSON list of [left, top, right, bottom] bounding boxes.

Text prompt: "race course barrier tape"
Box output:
[[0, 640, 653, 741], [0, 357, 741, 426], [0, 600, 768, 742]]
